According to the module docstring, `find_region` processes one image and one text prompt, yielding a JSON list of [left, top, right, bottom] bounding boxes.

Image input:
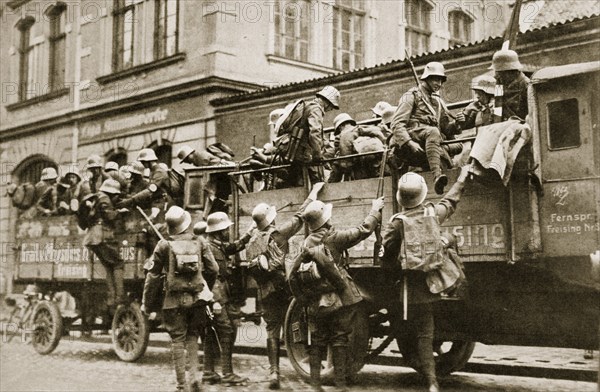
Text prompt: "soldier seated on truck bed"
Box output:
[[36, 176, 76, 216]]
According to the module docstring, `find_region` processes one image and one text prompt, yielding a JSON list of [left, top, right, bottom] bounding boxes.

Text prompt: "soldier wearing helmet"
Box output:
[[143, 206, 218, 392], [490, 49, 529, 121], [328, 113, 386, 183], [79, 155, 108, 201], [82, 178, 129, 314], [118, 148, 182, 212], [33, 167, 58, 205], [246, 182, 324, 389], [381, 165, 471, 392], [288, 195, 385, 390], [176, 145, 233, 168], [36, 176, 74, 216], [390, 61, 461, 195], [456, 74, 497, 129], [201, 211, 253, 386]]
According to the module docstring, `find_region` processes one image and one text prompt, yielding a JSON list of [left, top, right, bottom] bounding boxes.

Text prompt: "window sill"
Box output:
[[96, 53, 186, 85], [5, 87, 70, 111], [266, 54, 339, 74]]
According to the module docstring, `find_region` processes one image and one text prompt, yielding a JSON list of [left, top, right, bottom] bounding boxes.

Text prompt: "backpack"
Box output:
[[10, 183, 36, 210], [167, 168, 185, 201], [275, 100, 305, 137]]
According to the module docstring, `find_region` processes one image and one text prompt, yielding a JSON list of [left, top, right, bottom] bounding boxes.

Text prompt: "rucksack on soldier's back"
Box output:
[[9, 183, 36, 210], [274, 100, 305, 138]]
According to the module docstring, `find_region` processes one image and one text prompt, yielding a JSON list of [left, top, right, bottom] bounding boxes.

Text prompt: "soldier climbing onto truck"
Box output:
[[289, 194, 385, 391], [389, 61, 462, 195], [142, 205, 219, 392], [246, 181, 325, 389], [381, 165, 472, 392]]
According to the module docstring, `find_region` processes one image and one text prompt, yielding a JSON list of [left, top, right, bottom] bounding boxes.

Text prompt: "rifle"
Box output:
[[136, 206, 165, 241], [205, 305, 222, 351], [372, 149, 389, 263]]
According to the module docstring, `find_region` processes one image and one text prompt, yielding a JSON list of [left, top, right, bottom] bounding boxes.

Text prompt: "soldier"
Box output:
[[381, 167, 471, 392], [390, 62, 460, 195], [268, 108, 286, 142], [79, 155, 107, 200], [177, 145, 234, 167], [371, 101, 393, 119], [329, 113, 386, 182], [118, 148, 183, 211], [202, 212, 253, 386], [247, 182, 325, 389], [142, 206, 219, 392], [126, 161, 149, 196], [34, 167, 58, 203], [36, 176, 73, 216], [82, 179, 128, 313], [289, 195, 385, 390], [489, 49, 529, 121], [105, 161, 130, 193], [456, 75, 496, 129]]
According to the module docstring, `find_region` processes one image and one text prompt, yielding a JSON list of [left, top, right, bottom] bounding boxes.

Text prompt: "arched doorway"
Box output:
[[105, 148, 128, 167], [148, 140, 172, 166]]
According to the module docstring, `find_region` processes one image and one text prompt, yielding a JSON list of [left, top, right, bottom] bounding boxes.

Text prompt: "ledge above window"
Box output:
[[266, 54, 339, 74], [5, 87, 70, 111], [96, 53, 186, 85]]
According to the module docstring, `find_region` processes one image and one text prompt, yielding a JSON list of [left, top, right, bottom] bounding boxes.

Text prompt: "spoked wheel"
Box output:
[[31, 301, 63, 355], [284, 298, 370, 382], [111, 303, 149, 362], [398, 338, 476, 376]]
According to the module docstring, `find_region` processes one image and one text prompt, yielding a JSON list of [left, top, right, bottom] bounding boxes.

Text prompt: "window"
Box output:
[[274, 0, 310, 62], [106, 148, 128, 167], [113, 0, 136, 71], [148, 141, 172, 166], [333, 0, 365, 71], [547, 98, 581, 150], [16, 16, 35, 101], [155, 0, 179, 59], [448, 10, 473, 46], [405, 0, 432, 56], [47, 3, 67, 91], [16, 155, 57, 185]]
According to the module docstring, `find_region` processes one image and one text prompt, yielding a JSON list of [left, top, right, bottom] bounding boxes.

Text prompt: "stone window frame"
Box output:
[[404, 0, 433, 56], [332, 0, 366, 71]]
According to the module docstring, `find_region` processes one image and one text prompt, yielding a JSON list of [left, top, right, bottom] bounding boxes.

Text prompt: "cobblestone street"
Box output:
[[1, 337, 597, 392]]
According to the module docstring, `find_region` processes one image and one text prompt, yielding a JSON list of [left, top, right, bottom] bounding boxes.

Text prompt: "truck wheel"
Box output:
[[111, 303, 149, 362], [284, 299, 369, 382], [31, 301, 63, 355], [398, 339, 475, 376]]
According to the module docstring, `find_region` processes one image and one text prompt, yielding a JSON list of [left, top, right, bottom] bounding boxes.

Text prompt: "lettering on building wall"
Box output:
[[80, 108, 169, 140]]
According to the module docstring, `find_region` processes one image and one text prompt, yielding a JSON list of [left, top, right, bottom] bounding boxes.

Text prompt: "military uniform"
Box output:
[[122, 164, 184, 209], [79, 173, 106, 201], [460, 100, 494, 129], [144, 229, 218, 392], [83, 191, 125, 309], [329, 124, 385, 182], [502, 72, 530, 121], [381, 177, 467, 391], [203, 232, 251, 384], [290, 206, 381, 389]]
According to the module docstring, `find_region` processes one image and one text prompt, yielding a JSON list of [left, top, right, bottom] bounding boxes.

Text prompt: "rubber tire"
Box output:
[[31, 301, 63, 355], [284, 298, 369, 383], [399, 339, 476, 376], [111, 303, 149, 362]]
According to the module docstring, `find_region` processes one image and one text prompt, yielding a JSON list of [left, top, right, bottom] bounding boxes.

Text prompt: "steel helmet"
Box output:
[[128, 161, 145, 176], [421, 62, 447, 81], [60, 164, 82, 180], [177, 145, 195, 162], [137, 148, 158, 162], [252, 203, 277, 230], [165, 206, 192, 235], [268, 109, 285, 125], [396, 172, 428, 209], [302, 200, 333, 231], [119, 165, 132, 180], [86, 155, 103, 168], [316, 86, 340, 109], [471, 74, 496, 95], [99, 178, 121, 194], [382, 106, 398, 125], [206, 211, 233, 233], [23, 284, 41, 296], [371, 101, 393, 117], [40, 167, 58, 181], [193, 221, 208, 236], [489, 49, 523, 71], [57, 176, 71, 189], [333, 113, 356, 132], [104, 161, 119, 172]]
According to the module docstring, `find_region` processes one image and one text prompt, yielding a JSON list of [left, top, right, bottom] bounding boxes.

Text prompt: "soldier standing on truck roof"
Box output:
[[490, 49, 530, 121], [118, 148, 183, 212], [289, 195, 385, 391], [202, 212, 253, 386], [380, 166, 471, 392], [142, 206, 219, 392], [390, 62, 461, 195], [82, 179, 129, 314], [246, 182, 324, 389]]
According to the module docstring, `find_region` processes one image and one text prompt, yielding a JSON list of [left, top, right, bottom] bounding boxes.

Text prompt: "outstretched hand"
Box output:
[[372, 196, 385, 212], [308, 182, 325, 200]]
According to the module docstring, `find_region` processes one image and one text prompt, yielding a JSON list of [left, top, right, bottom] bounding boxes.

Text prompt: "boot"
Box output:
[[202, 332, 221, 384], [417, 337, 439, 392], [332, 346, 348, 391], [186, 336, 201, 391], [221, 338, 248, 385], [308, 346, 323, 390], [267, 338, 280, 389], [171, 342, 187, 392], [433, 174, 448, 195]]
